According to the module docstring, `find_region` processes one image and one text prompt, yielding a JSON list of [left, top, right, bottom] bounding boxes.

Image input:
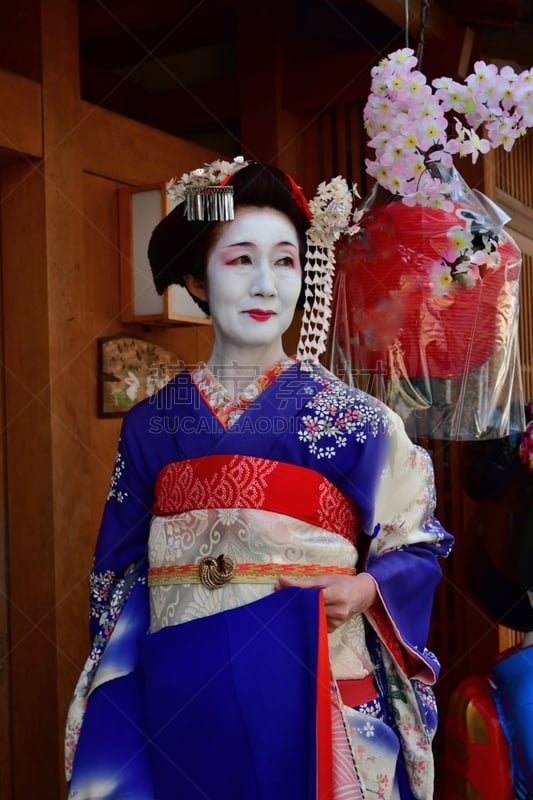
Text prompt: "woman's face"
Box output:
[[204, 207, 302, 357]]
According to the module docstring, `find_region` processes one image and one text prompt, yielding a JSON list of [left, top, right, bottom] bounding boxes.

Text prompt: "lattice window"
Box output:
[[489, 133, 533, 400]]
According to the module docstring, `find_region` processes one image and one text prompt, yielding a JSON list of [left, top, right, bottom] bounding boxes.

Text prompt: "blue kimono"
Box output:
[[65, 359, 452, 799]]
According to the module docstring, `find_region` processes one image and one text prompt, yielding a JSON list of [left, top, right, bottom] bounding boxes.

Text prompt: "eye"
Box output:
[[276, 255, 295, 267], [228, 254, 252, 265]]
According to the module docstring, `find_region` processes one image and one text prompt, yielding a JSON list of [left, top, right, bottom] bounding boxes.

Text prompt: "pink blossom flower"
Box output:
[[364, 48, 533, 205], [429, 262, 454, 296], [359, 48, 530, 296]]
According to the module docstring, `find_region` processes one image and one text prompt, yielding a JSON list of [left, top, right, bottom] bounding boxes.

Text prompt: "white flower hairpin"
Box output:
[[166, 156, 248, 220], [297, 177, 362, 366]]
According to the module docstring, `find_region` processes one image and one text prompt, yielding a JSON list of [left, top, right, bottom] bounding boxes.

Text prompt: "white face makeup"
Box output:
[[204, 207, 302, 364]]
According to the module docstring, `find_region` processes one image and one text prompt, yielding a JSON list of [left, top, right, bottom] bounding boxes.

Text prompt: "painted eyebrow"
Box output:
[[221, 240, 298, 249]]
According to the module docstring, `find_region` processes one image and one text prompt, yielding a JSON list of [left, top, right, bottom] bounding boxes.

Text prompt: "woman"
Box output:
[[65, 161, 453, 800]]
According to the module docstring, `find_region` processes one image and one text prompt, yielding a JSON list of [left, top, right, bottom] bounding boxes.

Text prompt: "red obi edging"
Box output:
[[317, 590, 334, 798], [153, 454, 359, 545]]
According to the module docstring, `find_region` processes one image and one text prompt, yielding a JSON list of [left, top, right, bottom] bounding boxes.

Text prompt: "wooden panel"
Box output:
[[308, 100, 368, 190], [518, 250, 533, 400], [495, 130, 533, 207], [494, 189, 533, 240], [1, 162, 58, 798], [490, 134, 533, 401], [0, 68, 42, 157], [79, 102, 222, 185], [0, 180, 12, 800]]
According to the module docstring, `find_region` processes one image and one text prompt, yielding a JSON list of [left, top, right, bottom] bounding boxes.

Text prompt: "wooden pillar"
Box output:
[[40, 0, 90, 793], [0, 177, 13, 800], [2, 0, 85, 796], [236, 0, 303, 175], [2, 162, 60, 797]]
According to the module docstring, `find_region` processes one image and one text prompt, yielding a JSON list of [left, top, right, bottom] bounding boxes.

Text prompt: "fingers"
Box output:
[[275, 574, 356, 631], [275, 575, 324, 591], [275, 576, 343, 631], [275, 573, 377, 632]]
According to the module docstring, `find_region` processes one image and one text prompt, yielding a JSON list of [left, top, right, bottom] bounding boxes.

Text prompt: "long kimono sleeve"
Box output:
[[90, 404, 156, 639], [363, 408, 453, 683], [65, 404, 157, 783]]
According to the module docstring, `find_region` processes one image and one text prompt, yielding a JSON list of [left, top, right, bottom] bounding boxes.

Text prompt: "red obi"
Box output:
[[153, 454, 360, 546]]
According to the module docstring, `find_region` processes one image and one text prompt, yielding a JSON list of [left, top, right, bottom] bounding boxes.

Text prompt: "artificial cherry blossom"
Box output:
[[364, 49, 533, 205]]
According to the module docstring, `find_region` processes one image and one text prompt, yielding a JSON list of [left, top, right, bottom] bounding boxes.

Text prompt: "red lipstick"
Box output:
[[245, 309, 276, 321]]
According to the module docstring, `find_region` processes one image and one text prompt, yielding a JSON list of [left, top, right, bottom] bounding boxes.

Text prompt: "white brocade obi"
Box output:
[[148, 506, 374, 681]]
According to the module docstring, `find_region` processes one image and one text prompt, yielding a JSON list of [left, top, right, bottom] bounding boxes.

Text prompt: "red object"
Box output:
[[337, 674, 378, 707], [442, 674, 513, 800], [153, 454, 360, 544], [334, 201, 521, 379], [245, 309, 276, 321], [317, 591, 334, 799]]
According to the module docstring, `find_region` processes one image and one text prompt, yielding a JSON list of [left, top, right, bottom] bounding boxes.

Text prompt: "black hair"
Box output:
[[147, 163, 310, 315]]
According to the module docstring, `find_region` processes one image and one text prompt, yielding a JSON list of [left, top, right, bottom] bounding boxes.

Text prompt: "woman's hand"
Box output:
[[275, 572, 378, 632]]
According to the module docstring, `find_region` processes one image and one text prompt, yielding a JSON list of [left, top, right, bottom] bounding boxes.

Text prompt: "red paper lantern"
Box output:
[[334, 199, 521, 380]]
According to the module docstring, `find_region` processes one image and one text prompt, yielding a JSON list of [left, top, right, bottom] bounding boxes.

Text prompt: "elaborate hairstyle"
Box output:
[[147, 163, 311, 315]]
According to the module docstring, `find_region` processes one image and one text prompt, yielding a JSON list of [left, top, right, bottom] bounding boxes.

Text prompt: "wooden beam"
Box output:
[[79, 101, 224, 184], [365, 0, 456, 41], [495, 189, 533, 240], [0, 68, 42, 157]]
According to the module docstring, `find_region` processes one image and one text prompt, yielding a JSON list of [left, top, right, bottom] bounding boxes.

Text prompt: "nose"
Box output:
[[250, 259, 277, 297]]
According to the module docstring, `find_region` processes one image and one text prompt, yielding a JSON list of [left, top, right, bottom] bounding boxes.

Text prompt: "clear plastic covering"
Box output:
[[329, 170, 525, 440]]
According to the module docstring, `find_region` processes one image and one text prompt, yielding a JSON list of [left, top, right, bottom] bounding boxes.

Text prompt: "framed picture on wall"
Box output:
[[98, 334, 182, 417]]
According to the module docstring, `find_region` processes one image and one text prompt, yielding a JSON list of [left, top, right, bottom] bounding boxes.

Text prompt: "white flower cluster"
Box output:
[[166, 156, 247, 206], [298, 177, 362, 365], [307, 176, 362, 246]]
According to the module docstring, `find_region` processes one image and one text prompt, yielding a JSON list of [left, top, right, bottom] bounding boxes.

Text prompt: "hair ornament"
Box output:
[[297, 177, 362, 367], [166, 156, 248, 221]]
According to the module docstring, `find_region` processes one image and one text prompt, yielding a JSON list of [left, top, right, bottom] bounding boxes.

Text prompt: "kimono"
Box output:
[[65, 358, 453, 800]]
